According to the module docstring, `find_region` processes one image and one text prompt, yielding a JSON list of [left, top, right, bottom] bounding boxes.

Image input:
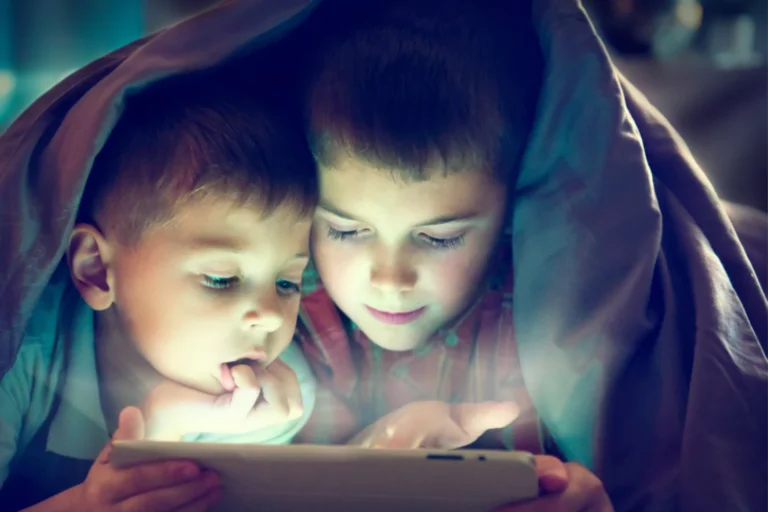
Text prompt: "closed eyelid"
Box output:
[[316, 203, 361, 221], [419, 225, 471, 236], [418, 217, 480, 229], [323, 219, 365, 232], [419, 233, 465, 242], [318, 212, 360, 226]]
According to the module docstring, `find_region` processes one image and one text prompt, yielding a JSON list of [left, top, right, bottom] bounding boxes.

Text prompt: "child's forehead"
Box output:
[[317, 157, 505, 225], [145, 197, 312, 248], [177, 194, 310, 223]]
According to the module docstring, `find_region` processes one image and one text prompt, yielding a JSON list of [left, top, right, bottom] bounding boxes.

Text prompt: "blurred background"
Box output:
[[0, 0, 765, 210]]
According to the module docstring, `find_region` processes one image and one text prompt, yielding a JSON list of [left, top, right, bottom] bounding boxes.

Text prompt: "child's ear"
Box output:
[[67, 223, 116, 311]]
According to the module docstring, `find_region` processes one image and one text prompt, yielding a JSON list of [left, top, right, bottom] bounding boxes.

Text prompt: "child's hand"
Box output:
[[144, 359, 304, 441], [78, 407, 221, 511], [349, 400, 519, 449], [494, 456, 614, 512]]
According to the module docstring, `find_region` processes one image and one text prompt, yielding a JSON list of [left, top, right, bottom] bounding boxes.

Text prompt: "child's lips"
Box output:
[[365, 305, 426, 325], [234, 350, 268, 364]]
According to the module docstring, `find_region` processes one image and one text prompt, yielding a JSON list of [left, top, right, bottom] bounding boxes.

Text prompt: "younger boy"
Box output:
[[0, 76, 318, 510]]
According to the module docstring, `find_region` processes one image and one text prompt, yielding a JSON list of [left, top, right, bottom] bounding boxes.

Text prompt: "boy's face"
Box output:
[[312, 154, 507, 351], [96, 199, 311, 394]]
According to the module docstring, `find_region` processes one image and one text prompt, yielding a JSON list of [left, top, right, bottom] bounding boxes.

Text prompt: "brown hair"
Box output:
[[306, 0, 543, 182], [79, 73, 317, 244]]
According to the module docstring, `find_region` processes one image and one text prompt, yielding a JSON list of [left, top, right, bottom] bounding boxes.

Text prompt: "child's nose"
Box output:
[[370, 260, 417, 293], [242, 295, 284, 332]]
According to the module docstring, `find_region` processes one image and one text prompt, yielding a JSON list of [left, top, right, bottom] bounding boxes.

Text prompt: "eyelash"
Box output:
[[421, 234, 465, 249], [202, 275, 239, 289], [326, 227, 359, 242], [276, 280, 302, 296], [202, 276, 302, 296], [326, 227, 465, 250]]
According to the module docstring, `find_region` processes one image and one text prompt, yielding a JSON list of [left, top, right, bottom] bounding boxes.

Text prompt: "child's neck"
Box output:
[[94, 308, 163, 435]]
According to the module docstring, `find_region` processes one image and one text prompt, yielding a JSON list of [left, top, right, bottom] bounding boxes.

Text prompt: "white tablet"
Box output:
[[112, 441, 539, 512]]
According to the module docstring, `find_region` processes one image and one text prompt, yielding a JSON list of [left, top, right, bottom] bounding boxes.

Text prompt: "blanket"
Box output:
[[0, 1, 765, 510]]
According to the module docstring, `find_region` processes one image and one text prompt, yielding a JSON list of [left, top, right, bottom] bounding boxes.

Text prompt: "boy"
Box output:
[[295, 0, 766, 510], [299, 0, 543, 447], [0, 75, 318, 510], [297, 1, 602, 509]]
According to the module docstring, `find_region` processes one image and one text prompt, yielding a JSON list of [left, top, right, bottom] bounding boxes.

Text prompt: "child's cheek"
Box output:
[[271, 299, 300, 357], [312, 238, 360, 292], [425, 250, 487, 314]]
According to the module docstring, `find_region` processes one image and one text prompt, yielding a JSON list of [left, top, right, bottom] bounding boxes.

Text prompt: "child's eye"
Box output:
[[419, 234, 465, 250], [276, 279, 301, 296], [202, 275, 239, 290], [327, 226, 361, 241]]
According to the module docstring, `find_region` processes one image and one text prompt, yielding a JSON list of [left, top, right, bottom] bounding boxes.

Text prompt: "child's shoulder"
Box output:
[[15, 265, 91, 370]]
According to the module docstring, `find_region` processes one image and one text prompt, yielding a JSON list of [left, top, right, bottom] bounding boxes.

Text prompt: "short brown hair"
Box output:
[[80, 73, 317, 244], [306, 0, 543, 182]]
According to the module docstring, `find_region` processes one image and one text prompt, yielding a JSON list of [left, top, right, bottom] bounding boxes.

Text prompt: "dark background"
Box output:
[[0, 0, 764, 210]]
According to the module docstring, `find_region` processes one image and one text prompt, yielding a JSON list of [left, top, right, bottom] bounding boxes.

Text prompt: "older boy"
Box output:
[[296, 0, 767, 511]]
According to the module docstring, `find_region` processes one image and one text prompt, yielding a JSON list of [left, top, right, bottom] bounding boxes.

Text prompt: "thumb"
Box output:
[[534, 455, 569, 494], [113, 406, 146, 442], [96, 406, 145, 464], [450, 401, 520, 440]]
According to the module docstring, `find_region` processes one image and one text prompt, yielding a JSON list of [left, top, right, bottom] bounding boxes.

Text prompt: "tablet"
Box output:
[[112, 441, 539, 512]]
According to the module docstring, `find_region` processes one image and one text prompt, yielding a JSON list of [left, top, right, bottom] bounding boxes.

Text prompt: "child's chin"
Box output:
[[368, 330, 426, 352]]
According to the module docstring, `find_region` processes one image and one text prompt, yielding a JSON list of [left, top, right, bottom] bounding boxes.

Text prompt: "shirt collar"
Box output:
[[46, 286, 110, 460]]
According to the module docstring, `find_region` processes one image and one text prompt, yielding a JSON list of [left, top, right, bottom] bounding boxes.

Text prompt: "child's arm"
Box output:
[[21, 408, 220, 512], [1, 355, 218, 512], [18, 485, 80, 512]]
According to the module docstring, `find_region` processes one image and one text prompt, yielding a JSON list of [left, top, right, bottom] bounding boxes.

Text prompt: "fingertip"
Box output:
[[449, 401, 519, 442], [535, 455, 569, 494], [114, 406, 145, 441], [119, 405, 142, 422], [497, 401, 520, 422], [476, 401, 521, 429], [174, 461, 202, 480], [539, 472, 569, 493], [288, 402, 304, 420], [231, 364, 260, 389]]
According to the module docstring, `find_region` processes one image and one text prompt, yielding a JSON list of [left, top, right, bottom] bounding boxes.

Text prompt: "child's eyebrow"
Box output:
[[185, 236, 246, 253], [415, 214, 480, 227], [186, 238, 310, 262], [317, 202, 359, 221], [318, 202, 480, 227]]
